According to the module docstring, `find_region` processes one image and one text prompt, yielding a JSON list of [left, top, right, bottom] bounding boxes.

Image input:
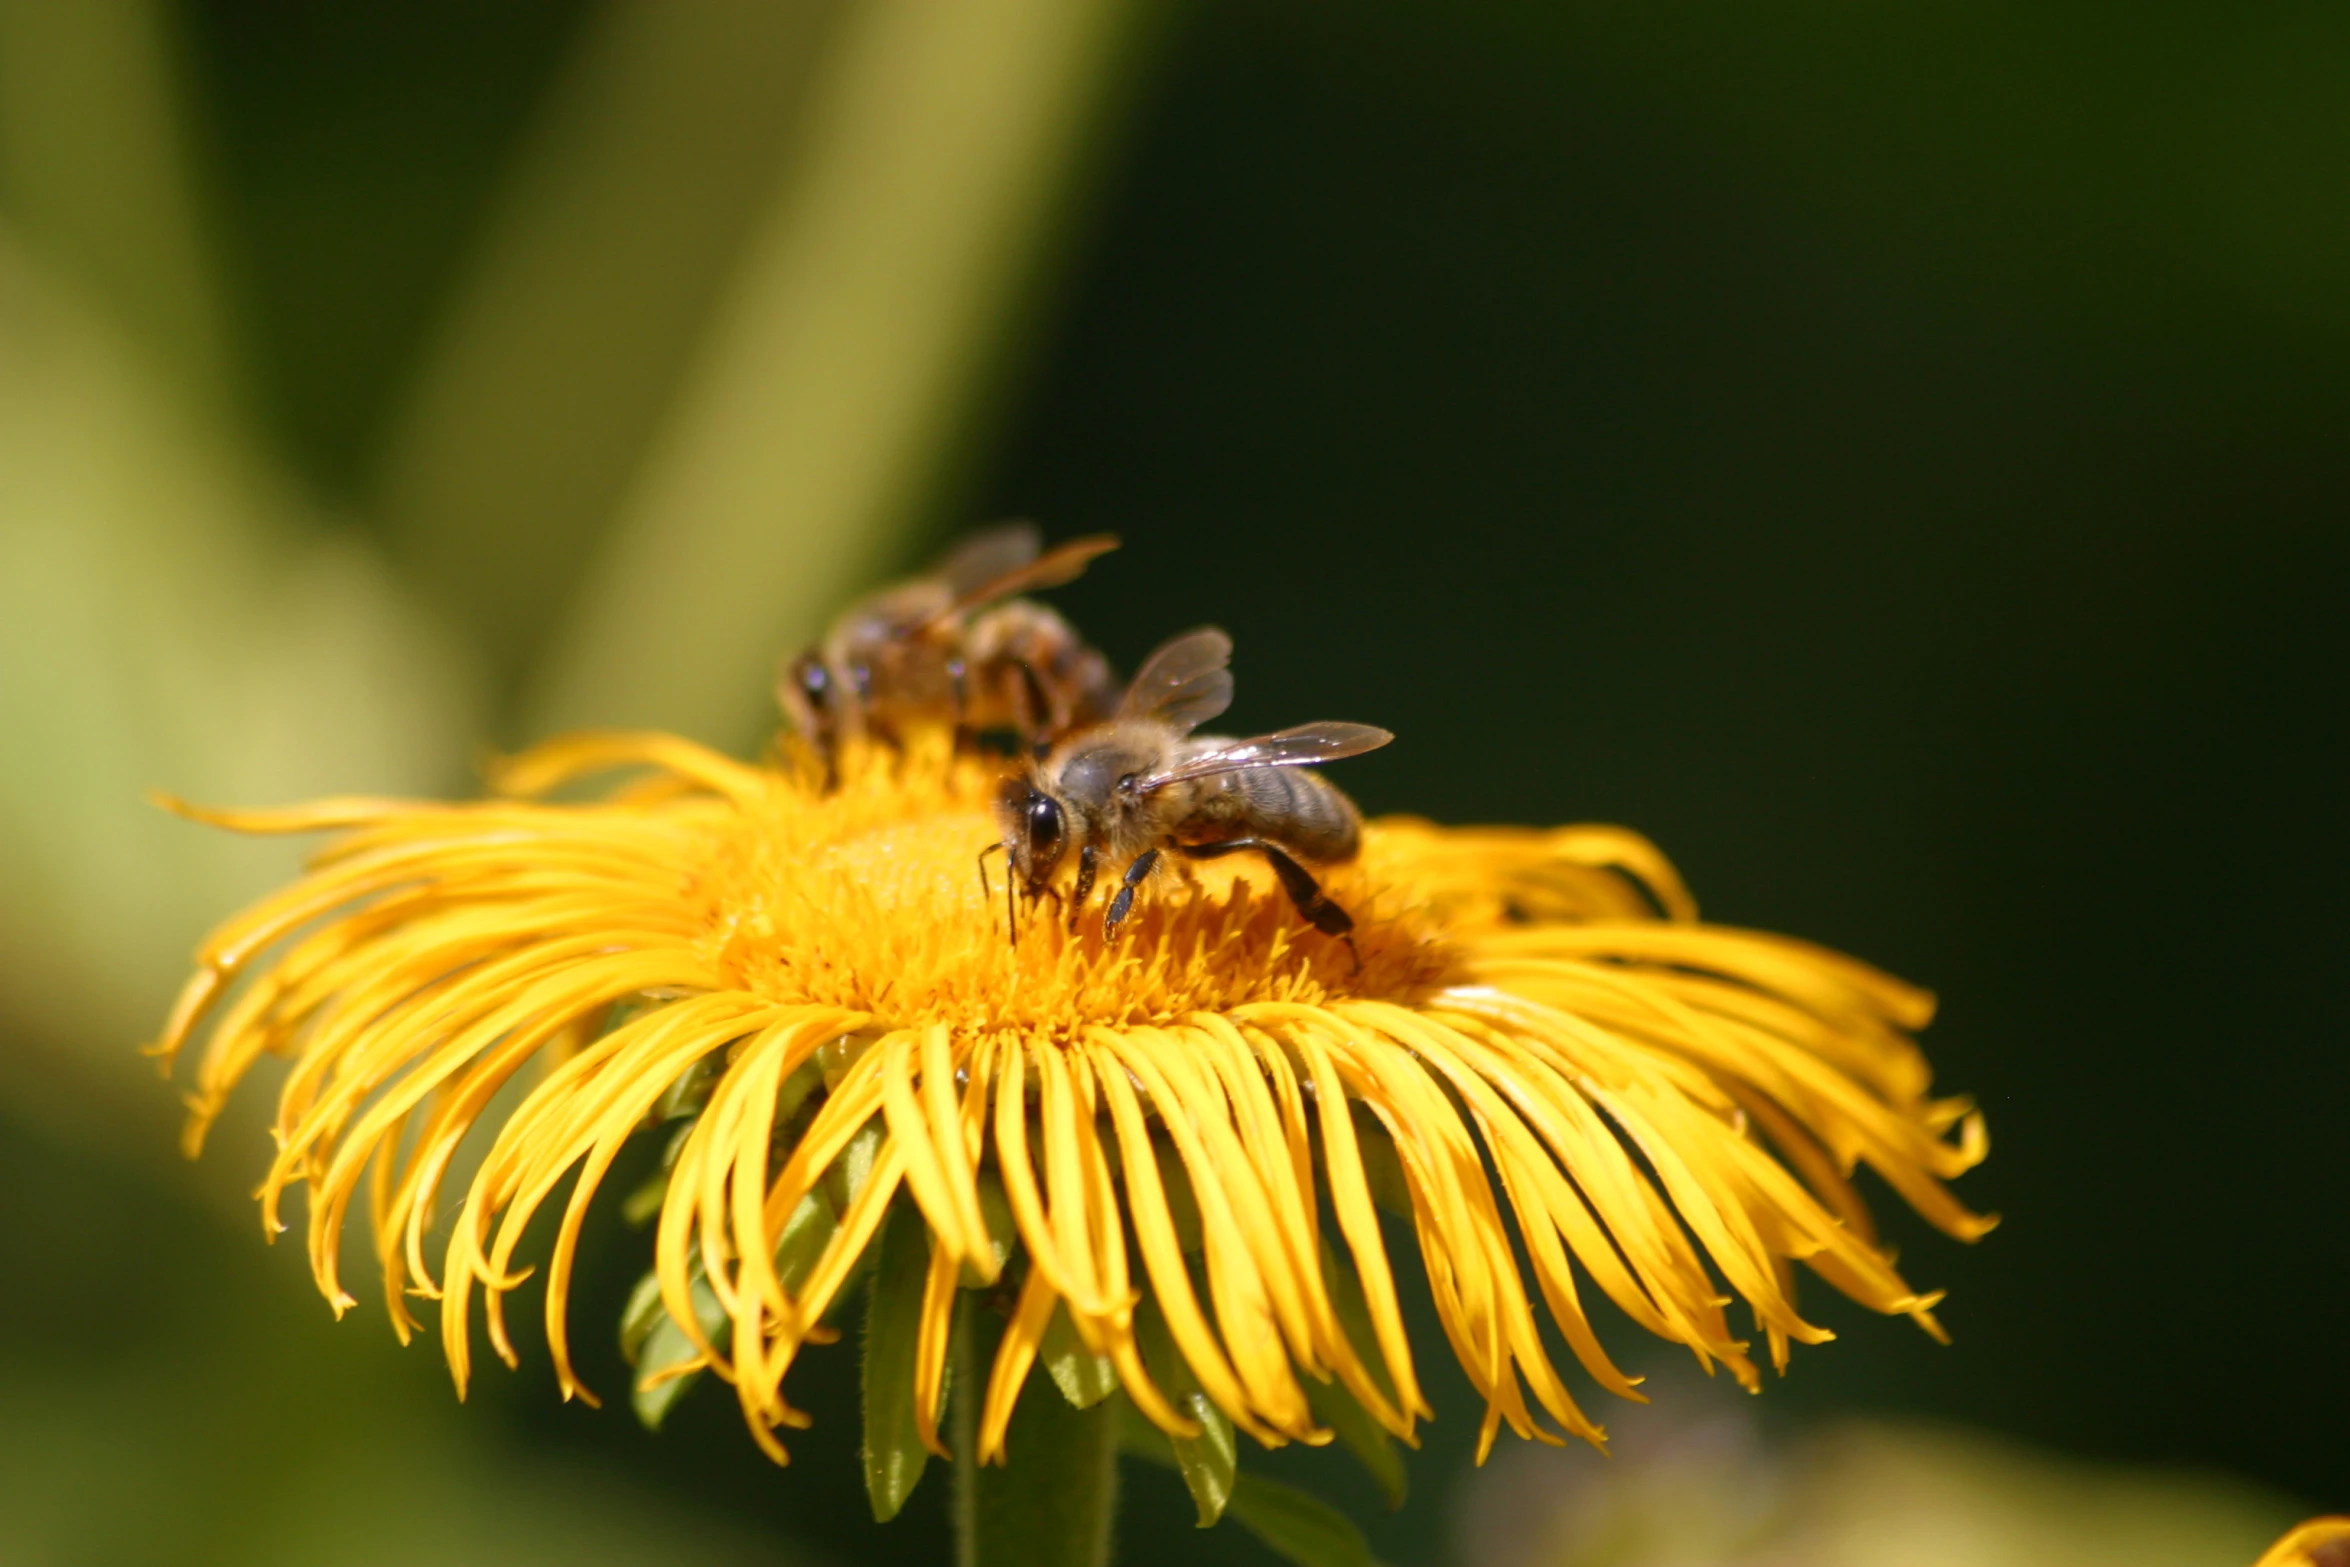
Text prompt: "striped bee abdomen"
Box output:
[[1217, 764, 1362, 863]]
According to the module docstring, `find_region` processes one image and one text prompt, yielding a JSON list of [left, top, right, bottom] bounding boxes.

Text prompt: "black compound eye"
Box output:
[[1025, 796, 1064, 858]]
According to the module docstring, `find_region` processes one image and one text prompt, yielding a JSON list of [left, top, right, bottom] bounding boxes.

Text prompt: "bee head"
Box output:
[[996, 772, 1067, 890], [778, 651, 836, 748]]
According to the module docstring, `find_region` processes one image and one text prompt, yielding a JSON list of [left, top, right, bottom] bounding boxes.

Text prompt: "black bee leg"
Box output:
[[1178, 839, 1358, 964], [1068, 844, 1098, 932], [1103, 849, 1161, 939]]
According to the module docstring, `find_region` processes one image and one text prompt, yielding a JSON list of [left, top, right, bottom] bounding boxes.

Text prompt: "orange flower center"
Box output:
[[688, 749, 1457, 1037]]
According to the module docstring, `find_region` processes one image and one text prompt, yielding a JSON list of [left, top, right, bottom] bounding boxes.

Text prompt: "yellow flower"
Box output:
[[2254, 1519, 2350, 1567], [153, 731, 1992, 1472]]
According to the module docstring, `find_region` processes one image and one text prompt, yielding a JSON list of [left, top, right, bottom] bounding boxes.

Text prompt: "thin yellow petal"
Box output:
[[157, 730, 1988, 1475]]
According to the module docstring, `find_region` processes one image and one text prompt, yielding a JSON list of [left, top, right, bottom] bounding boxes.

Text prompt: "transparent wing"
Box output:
[[934, 522, 1043, 600], [1119, 627, 1233, 733], [1134, 721, 1393, 791], [936, 533, 1119, 624]]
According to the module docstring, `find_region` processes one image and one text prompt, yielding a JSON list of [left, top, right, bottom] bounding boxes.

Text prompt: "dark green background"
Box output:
[[981, 0, 2350, 1536], [21, 3, 2342, 1562]]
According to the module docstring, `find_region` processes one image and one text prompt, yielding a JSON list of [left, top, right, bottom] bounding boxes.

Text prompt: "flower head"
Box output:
[[154, 730, 1991, 1474]]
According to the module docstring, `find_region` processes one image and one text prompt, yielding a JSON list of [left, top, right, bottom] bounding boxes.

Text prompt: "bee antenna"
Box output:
[[975, 840, 1019, 948]]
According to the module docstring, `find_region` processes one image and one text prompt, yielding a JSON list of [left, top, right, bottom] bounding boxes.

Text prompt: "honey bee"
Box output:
[[778, 523, 1119, 768], [990, 627, 1392, 947]]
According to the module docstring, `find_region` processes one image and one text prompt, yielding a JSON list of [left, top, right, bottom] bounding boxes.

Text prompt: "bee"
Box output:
[[990, 627, 1393, 948], [778, 523, 1119, 768]]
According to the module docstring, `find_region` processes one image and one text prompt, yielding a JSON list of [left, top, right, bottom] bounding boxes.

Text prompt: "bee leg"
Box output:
[[1104, 849, 1161, 938], [1068, 844, 1099, 932], [1015, 661, 1052, 753], [1178, 839, 1357, 945]]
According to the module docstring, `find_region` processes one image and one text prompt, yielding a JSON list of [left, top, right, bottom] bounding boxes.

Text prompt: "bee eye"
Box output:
[[797, 660, 829, 700], [1025, 796, 1063, 859]]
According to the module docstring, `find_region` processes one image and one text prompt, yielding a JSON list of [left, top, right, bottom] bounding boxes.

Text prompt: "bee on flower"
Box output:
[[990, 624, 1390, 951], [152, 531, 1994, 1564], [777, 521, 1120, 770]]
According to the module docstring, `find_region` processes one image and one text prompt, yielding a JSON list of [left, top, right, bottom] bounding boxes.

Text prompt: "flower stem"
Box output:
[[952, 1295, 1119, 1567]]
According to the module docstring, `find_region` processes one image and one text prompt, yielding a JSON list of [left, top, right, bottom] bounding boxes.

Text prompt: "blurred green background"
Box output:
[[1, 2, 2342, 1563]]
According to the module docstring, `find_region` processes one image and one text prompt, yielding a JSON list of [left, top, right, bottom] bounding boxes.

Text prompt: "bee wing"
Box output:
[[925, 530, 1119, 628], [1119, 626, 1234, 733], [935, 521, 1042, 597], [1133, 721, 1393, 791]]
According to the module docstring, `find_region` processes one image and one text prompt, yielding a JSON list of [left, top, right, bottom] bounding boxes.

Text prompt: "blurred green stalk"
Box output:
[[0, 0, 234, 396], [375, 0, 1151, 751], [375, 0, 846, 702]]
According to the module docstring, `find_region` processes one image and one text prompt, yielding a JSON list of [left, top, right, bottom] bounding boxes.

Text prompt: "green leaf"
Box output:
[[650, 1062, 709, 1125], [623, 1186, 837, 1430], [616, 1268, 668, 1368], [960, 1171, 1019, 1287], [627, 1271, 725, 1431], [770, 1058, 824, 1131], [618, 1118, 694, 1228], [1040, 1302, 1119, 1410], [618, 1171, 665, 1229], [826, 1116, 886, 1216], [1311, 1238, 1408, 1507], [774, 1186, 843, 1293], [861, 1200, 933, 1522], [814, 1117, 888, 1332], [822, 1229, 880, 1330], [1132, 1296, 1235, 1526], [1224, 1473, 1384, 1567]]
